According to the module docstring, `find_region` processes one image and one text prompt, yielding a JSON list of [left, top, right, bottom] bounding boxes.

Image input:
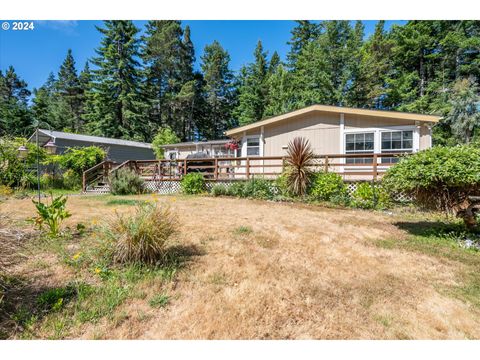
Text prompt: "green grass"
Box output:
[[375, 217, 480, 309], [149, 293, 170, 308], [105, 199, 146, 206], [233, 225, 253, 236]]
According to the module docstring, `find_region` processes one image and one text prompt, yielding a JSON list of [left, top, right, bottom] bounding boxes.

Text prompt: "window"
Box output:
[[381, 130, 413, 163], [246, 137, 260, 156], [345, 132, 374, 164]]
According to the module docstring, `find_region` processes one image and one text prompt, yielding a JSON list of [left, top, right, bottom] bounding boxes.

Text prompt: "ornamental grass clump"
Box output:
[[102, 202, 178, 265], [284, 137, 315, 197]]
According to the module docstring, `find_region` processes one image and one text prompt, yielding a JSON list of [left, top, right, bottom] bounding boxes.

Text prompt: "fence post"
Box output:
[[373, 154, 378, 181], [324, 156, 329, 173], [214, 158, 218, 180], [246, 157, 250, 180], [82, 172, 86, 193], [183, 159, 187, 177]]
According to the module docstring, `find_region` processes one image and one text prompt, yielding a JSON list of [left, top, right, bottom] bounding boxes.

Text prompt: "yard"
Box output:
[[1, 194, 479, 339]]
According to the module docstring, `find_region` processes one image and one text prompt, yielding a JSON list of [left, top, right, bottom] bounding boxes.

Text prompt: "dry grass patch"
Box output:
[[1, 194, 479, 339]]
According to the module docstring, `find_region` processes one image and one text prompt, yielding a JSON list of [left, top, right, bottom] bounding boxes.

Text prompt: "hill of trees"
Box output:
[[1, 20, 479, 145]]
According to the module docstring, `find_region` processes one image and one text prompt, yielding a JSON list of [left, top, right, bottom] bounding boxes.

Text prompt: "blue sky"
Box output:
[[0, 20, 406, 91]]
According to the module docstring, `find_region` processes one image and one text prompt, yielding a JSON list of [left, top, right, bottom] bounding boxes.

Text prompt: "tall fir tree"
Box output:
[[56, 49, 84, 131], [286, 21, 321, 70], [199, 40, 236, 139], [0, 66, 32, 136], [234, 41, 270, 125], [142, 21, 196, 140], [84, 20, 145, 140]]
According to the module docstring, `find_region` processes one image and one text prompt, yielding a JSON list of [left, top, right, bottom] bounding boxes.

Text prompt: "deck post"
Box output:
[[183, 159, 187, 177], [324, 156, 329, 173], [246, 157, 250, 180], [373, 154, 378, 181], [82, 172, 86, 193], [214, 158, 218, 180]]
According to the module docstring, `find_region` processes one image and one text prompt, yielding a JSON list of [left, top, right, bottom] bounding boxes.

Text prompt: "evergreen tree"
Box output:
[[199, 40, 236, 139], [142, 21, 196, 140], [444, 77, 480, 143], [56, 49, 84, 131], [31, 73, 57, 129], [287, 21, 321, 70], [0, 66, 32, 136], [84, 20, 145, 140], [234, 41, 270, 125], [264, 64, 294, 117]]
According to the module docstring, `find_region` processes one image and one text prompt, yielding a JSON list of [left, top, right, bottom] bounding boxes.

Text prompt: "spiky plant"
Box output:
[[284, 137, 315, 197]]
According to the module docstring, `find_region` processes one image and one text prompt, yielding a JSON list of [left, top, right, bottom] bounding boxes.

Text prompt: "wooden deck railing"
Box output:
[[82, 153, 409, 192]]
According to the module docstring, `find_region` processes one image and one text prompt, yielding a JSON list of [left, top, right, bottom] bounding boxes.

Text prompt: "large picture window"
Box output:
[[246, 137, 260, 156], [345, 132, 374, 164], [381, 130, 413, 163]]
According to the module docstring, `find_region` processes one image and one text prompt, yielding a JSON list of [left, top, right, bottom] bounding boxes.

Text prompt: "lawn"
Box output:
[[1, 194, 479, 339]]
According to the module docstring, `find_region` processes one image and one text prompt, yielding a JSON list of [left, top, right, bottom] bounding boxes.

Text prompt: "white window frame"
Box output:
[[241, 134, 263, 157], [342, 125, 420, 171]]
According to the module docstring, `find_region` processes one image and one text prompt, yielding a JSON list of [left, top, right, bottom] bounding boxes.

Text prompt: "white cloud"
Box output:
[[36, 20, 78, 34]]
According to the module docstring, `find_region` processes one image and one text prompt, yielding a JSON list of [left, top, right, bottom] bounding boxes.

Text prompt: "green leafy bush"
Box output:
[[0, 136, 46, 188], [210, 184, 229, 197], [32, 194, 72, 236], [62, 169, 81, 190], [309, 172, 347, 201], [274, 171, 292, 197], [109, 168, 144, 195], [51, 146, 106, 177], [383, 145, 480, 228], [351, 182, 391, 210], [227, 181, 246, 197], [100, 202, 178, 265], [151, 127, 180, 159], [241, 178, 276, 199], [180, 173, 205, 195]]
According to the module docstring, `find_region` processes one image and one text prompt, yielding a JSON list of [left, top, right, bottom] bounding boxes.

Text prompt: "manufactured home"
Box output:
[[28, 129, 155, 164], [225, 104, 439, 160]]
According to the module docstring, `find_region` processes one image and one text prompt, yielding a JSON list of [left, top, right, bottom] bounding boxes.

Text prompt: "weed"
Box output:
[[149, 293, 170, 308]]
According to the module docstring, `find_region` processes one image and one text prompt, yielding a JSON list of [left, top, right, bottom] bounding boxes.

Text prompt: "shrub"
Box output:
[[32, 194, 72, 236], [350, 182, 391, 210], [309, 172, 347, 201], [0, 136, 46, 188], [50, 146, 106, 177], [180, 173, 205, 195], [284, 137, 315, 196], [100, 202, 178, 264], [210, 184, 229, 197], [275, 171, 292, 197], [151, 127, 180, 159], [383, 145, 480, 228], [241, 178, 276, 199], [227, 181, 246, 197], [109, 168, 144, 195], [62, 169, 81, 190]]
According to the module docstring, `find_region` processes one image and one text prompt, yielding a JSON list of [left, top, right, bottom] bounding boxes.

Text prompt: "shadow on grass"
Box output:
[[161, 243, 205, 269], [393, 220, 470, 238], [0, 276, 78, 339]]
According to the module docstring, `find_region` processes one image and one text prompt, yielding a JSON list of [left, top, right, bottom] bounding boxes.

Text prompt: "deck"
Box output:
[[82, 153, 407, 193]]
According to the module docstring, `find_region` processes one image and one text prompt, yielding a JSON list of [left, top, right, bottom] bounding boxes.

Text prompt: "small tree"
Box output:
[[383, 146, 480, 229], [284, 137, 315, 197], [444, 78, 480, 144], [50, 146, 106, 176], [152, 127, 180, 159]]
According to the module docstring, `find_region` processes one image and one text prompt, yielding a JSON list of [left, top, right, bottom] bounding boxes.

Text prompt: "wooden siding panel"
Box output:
[[344, 114, 416, 129], [262, 112, 341, 156], [419, 125, 431, 150]]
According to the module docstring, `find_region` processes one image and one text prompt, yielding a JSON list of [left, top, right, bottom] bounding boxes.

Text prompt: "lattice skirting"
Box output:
[[146, 179, 412, 202]]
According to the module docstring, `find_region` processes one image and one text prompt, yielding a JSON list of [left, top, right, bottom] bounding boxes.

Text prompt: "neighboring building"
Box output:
[[28, 129, 155, 163], [225, 104, 440, 159], [161, 139, 234, 160]]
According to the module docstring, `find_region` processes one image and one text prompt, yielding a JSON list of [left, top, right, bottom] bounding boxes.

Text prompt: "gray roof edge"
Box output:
[[36, 129, 152, 149], [160, 139, 229, 148]]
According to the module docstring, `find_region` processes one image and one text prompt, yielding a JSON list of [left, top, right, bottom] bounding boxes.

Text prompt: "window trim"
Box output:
[[241, 134, 263, 157], [342, 125, 420, 168]]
